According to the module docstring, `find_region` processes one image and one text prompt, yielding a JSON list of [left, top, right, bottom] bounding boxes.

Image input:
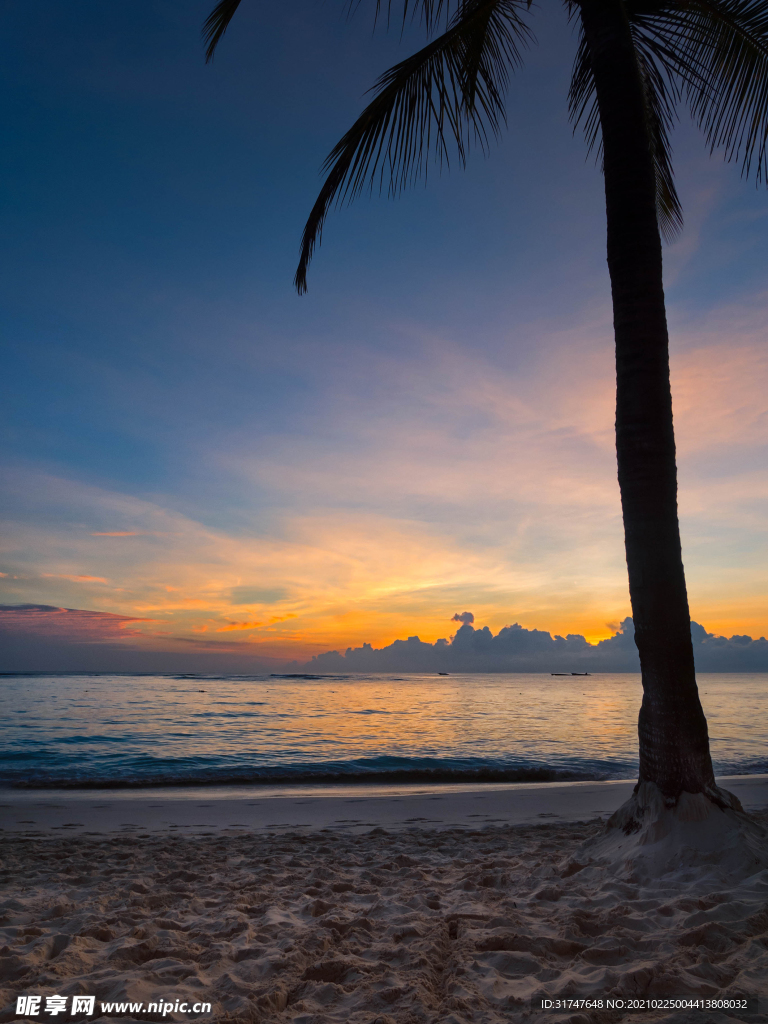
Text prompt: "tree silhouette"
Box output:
[[203, 0, 768, 810]]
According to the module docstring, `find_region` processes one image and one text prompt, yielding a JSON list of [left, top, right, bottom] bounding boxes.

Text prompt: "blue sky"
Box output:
[[2, 0, 768, 667]]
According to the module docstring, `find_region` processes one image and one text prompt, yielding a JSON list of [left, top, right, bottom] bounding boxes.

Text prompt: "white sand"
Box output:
[[1, 775, 767, 835], [1, 778, 767, 1023]]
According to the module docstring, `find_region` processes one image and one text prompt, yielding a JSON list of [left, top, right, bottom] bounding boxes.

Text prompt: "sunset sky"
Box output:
[[2, 0, 768, 669]]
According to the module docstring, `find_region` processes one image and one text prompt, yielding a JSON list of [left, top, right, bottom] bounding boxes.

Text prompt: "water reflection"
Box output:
[[0, 673, 765, 787]]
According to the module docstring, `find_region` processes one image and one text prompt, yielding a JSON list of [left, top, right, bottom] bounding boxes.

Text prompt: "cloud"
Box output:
[[0, 604, 287, 673], [451, 611, 474, 624], [90, 532, 169, 537], [3, 602, 767, 674], [229, 586, 290, 605], [298, 618, 768, 673], [1, 467, 631, 655], [0, 604, 152, 641], [4, 297, 768, 656], [91, 532, 141, 537], [41, 574, 109, 583]]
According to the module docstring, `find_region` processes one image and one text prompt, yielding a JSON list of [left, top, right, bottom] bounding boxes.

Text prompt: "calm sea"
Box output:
[[1, 673, 766, 789]]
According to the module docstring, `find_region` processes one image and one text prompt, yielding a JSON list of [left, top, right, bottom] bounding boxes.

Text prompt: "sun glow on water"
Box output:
[[1, 673, 765, 790]]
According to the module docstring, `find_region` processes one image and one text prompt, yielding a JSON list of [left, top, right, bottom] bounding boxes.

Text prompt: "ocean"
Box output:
[[2, 672, 766, 789]]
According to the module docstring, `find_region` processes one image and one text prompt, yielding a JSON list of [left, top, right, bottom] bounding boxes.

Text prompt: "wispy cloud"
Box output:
[[0, 604, 153, 641], [90, 531, 167, 537], [41, 574, 110, 583], [3, 291, 768, 653]]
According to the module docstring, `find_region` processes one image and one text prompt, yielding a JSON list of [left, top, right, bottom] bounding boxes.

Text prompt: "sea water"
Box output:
[[1, 672, 765, 788]]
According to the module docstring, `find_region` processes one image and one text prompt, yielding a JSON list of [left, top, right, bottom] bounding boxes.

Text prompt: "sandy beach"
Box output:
[[2, 778, 767, 1023], [2, 776, 767, 836]]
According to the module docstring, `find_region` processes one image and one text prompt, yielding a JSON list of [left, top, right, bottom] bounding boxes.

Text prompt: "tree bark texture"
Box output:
[[577, 0, 716, 801]]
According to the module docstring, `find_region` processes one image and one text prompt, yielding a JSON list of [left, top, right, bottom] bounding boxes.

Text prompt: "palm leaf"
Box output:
[[346, 0, 452, 32], [568, 25, 684, 240], [203, 0, 244, 63], [631, 0, 768, 181], [637, 41, 684, 239], [295, 0, 532, 292]]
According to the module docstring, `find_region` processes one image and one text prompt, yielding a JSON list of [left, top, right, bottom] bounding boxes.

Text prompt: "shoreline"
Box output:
[[2, 774, 766, 835]]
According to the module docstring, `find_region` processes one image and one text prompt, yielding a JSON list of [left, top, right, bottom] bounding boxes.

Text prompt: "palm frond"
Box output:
[[568, 36, 601, 155], [568, 26, 684, 240], [203, 0, 244, 63], [295, 0, 532, 292], [635, 36, 685, 238], [630, 0, 768, 181], [345, 0, 454, 34]]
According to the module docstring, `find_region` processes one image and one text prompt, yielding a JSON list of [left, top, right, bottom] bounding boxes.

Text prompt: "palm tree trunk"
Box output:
[[577, 0, 717, 803]]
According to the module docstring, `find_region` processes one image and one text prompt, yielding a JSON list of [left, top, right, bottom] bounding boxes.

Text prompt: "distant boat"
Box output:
[[550, 672, 591, 676], [438, 672, 449, 675], [571, 672, 591, 676]]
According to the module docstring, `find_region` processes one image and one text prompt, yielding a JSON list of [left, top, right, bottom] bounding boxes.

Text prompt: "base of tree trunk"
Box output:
[[563, 782, 768, 883]]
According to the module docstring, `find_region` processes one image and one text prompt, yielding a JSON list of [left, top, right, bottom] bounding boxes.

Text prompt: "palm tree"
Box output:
[[203, 0, 768, 812]]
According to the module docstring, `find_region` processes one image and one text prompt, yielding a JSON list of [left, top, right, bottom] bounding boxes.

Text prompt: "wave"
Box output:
[[269, 674, 351, 680], [2, 753, 635, 790], [3, 752, 765, 791], [3, 675, 764, 791]]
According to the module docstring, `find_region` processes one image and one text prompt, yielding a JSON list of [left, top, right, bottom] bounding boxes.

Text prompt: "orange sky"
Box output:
[[4, 302, 768, 660]]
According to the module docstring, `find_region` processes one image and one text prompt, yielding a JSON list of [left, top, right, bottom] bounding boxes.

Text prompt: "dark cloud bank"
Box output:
[[297, 618, 768, 674], [0, 605, 284, 674], [2, 604, 768, 673]]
